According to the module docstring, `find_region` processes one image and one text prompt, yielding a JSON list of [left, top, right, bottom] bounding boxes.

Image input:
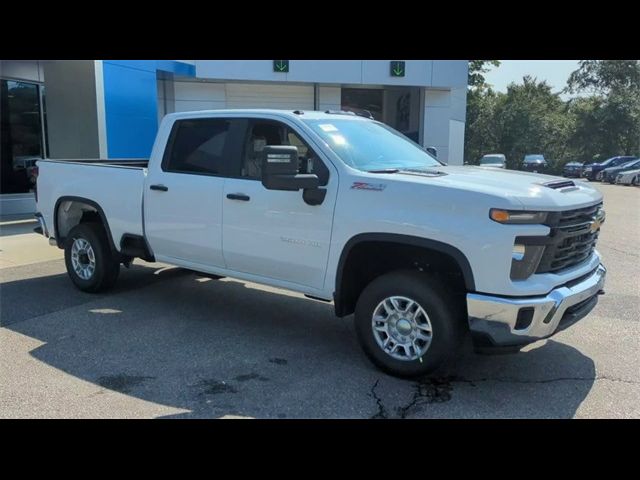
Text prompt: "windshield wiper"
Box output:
[[367, 168, 400, 173]]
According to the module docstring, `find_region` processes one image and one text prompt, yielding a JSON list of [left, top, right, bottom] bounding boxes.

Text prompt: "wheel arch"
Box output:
[[334, 233, 475, 317], [53, 196, 117, 253]]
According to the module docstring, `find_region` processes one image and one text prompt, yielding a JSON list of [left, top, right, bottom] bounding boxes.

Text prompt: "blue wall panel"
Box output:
[[102, 61, 195, 158]]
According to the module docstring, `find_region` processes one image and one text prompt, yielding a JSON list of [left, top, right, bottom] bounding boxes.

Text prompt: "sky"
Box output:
[[483, 60, 581, 99]]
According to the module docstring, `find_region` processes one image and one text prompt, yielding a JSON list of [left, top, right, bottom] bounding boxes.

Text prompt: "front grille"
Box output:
[[536, 202, 603, 274]]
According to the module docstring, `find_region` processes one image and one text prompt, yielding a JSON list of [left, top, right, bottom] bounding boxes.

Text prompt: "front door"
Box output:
[[222, 119, 337, 291], [144, 117, 245, 267]]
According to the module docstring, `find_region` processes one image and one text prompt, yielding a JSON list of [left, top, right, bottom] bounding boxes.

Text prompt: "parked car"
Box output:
[[562, 161, 584, 178], [601, 159, 640, 183], [582, 155, 638, 181], [34, 109, 607, 378], [615, 168, 640, 186], [479, 154, 506, 169], [522, 154, 548, 173]]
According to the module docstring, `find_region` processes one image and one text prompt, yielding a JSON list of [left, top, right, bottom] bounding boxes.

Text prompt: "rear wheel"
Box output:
[[354, 270, 466, 378], [64, 222, 120, 293]]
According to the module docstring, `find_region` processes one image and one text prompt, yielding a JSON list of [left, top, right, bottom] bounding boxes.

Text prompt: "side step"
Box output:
[[304, 294, 332, 303]]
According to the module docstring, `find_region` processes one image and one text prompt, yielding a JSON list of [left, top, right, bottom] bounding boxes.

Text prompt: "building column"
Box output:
[[42, 60, 104, 159], [317, 86, 341, 111], [421, 87, 467, 165]]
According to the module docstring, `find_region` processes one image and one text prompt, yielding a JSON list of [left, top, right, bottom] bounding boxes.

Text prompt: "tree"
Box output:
[[464, 60, 640, 169], [565, 60, 640, 159], [565, 60, 640, 95], [464, 61, 501, 163], [492, 76, 572, 171], [468, 60, 501, 91]]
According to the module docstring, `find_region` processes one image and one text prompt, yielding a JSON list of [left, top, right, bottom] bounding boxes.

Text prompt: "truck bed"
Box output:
[[36, 158, 149, 249]]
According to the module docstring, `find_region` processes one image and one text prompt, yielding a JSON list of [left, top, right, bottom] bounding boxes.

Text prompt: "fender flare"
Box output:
[[334, 233, 476, 316], [53, 196, 117, 252]]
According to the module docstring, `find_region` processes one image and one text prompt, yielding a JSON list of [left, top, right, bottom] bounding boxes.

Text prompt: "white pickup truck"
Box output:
[[35, 109, 607, 377]]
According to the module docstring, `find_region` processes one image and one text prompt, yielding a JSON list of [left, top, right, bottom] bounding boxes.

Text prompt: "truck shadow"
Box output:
[[3, 263, 596, 418]]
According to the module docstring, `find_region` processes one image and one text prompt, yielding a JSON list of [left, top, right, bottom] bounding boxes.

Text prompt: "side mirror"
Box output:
[[425, 146, 438, 158], [261, 145, 320, 191]]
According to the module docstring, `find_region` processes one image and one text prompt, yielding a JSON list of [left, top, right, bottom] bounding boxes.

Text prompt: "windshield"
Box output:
[[524, 154, 544, 161], [303, 118, 441, 172], [618, 159, 640, 168], [480, 156, 504, 164]]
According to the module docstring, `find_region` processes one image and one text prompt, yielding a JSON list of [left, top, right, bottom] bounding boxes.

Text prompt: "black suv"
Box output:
[[522, 154, 548, 173]]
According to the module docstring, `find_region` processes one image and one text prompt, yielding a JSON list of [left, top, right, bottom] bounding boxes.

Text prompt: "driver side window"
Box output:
[[240, 120, 329, 185]]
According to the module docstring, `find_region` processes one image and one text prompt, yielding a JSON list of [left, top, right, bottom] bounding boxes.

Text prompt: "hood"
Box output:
[[382, 165, 603, 210]]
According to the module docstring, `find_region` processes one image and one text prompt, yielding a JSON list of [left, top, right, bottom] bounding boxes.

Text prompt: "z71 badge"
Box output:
[[351, 182, 386, 191]]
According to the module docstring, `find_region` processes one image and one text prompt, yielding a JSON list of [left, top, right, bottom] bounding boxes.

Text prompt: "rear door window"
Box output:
[[163, 118, 244, 176]]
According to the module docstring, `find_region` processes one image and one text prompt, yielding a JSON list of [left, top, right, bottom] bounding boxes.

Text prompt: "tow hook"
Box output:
[[597, 289, 605, 295]]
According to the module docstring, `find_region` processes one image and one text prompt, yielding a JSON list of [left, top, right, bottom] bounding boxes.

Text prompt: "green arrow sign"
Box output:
[[390, 61, 405, 77], [273, 60, 289, 73]]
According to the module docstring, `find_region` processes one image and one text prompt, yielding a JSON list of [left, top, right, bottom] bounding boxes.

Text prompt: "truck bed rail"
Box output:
[[39, 158, 149, 168]]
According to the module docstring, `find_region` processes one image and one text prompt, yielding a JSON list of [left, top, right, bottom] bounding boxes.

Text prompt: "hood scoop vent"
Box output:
[[541, 180, 576, 190]]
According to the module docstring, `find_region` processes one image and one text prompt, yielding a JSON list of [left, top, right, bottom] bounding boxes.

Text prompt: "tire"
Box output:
[[354, 270, 466, 378], [633, 176, 639, 187], [64, 222, 120, 293]]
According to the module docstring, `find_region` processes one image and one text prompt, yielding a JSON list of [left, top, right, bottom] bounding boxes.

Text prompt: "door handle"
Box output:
[[150, 184, 168, 192], [226, 193, 250, 201]]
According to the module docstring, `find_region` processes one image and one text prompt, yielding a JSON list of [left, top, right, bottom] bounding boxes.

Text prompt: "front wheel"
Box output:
[[64, 222, 120, 293], [354, 270, 466, 378]]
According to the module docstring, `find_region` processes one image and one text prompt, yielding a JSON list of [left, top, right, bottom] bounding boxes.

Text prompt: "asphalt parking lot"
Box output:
[[1, 182, 638, 418]]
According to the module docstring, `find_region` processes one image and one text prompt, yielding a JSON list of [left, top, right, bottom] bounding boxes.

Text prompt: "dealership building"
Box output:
[[0, 60, 468, 215]]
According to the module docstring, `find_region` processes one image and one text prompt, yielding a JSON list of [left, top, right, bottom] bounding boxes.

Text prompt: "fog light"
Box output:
[[513, 244, 526, 261], [510, 240, 546, 280], [515, 307, 535, 330]]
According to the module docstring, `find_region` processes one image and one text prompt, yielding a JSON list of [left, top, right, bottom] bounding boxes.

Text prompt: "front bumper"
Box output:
[[467, 264, 606, 348]]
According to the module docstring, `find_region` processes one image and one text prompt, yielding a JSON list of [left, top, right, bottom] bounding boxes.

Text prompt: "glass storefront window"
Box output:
[[1, 79, 44, 194], [341, 88, 384, 121]]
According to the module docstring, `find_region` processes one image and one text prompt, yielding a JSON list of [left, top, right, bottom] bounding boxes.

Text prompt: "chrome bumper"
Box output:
[[467, 264, 606, 348]]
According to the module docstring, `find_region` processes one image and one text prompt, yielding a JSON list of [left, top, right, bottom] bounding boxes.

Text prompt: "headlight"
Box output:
[[490, 209, 548, 224]]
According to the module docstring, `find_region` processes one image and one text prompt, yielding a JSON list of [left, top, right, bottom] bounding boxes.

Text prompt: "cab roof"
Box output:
[[165, 109, 373, 122]]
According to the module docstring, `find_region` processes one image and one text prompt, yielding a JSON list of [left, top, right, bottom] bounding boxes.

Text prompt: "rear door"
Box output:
[[144, 117, 245, 267]]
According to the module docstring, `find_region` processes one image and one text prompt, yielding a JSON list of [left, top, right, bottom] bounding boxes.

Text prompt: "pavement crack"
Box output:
[[369, 379, 389, 419], [370, 377, 456, 419], [368, 374, 638, 420], [397, 377, 455, 418]]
